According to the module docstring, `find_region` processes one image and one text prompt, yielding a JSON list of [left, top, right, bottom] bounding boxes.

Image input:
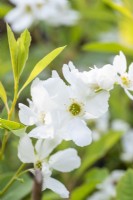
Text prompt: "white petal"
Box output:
[[128, 63, 133, 79], [35, 137, 62, 159], [62, 118, 92, 147], [49, 148, 81, 172], [31, 78, 56, 111], [28, 125, 54, 139], [18, 135, 35, 163], [113, 51, 127, 74], [86, 91, 110, 118], [19, 103, 37, 125], [12, 14, 33, 32], [5, 7, 23, 23], [31, 79, 49, 110], [42, 176, 69, 198], [62, 62, 76, 85]]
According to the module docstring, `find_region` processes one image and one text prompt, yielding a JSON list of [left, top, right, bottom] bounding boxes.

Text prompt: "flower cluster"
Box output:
[[5, 0, 79, 32], [18, 51, 133, 197]]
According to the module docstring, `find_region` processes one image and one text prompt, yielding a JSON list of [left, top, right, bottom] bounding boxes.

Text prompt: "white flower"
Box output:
[[46, 67, 110, 147], [19, 63, 110, 147], [113, 51, 133, 99], [41, 0, 80, 26], [62, 62, 110, 118], [121, 129, 133, 162], [5, 0, 46, 32], [5, 0, 79, 32], [83, 64, 117, 91], [18, 134, 81, 198], [23, 74, 91, 146], [19, 78, 56, 139]]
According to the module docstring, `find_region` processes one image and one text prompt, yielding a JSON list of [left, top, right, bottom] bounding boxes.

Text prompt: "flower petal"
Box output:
[[62, 118, 92, 147], [42, 176, 69, 198], [49, 148, 81, 172], [11, 13, 33, 32], [31, 78, 54, 111], [5, 7, 23, 23], [85, 91, 110, 119], [18, 135, 35, 163], [35, 137, 62, 159], [128, 63, 133, 79], [18, 103, 37, 125], [113, 51, 127, 74], [28, 125, 54, 139]]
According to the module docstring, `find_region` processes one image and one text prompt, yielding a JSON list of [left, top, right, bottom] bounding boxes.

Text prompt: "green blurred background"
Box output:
[[1, 0, 133, 199]]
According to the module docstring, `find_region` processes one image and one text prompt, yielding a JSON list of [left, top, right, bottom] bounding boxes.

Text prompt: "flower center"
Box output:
[[36, 3, 43, 9], [69, 102, 82, 116], [39, 112, 45, 124], [121, 74, 131, 87], [35, 160, 42, 169], [25, 5, 32, 13]]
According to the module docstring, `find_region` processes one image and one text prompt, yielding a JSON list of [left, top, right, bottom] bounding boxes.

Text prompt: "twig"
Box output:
[[32, 169, 43, 200]]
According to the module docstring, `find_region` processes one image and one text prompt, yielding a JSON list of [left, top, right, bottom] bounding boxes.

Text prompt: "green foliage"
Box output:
[[71, 168, 109, 200], [116, 169, 133, 200], [75, 131, 124, 179], [83, 42, 133, 55], [0, 3, 12, 18], [18, 45, 66, 95], [0, 82, 7, 107], [0, 173, 32, 200], [84, 168, 109, 183], [103, 0, 133, 19], [7, 25, 31, 82], [0, 118, 25, 132]]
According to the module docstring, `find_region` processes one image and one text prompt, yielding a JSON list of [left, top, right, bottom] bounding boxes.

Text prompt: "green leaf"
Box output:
[[71, 168, 109, 200], [19, 45, 66, 95], [0, 82, 7, 106], [75, 131, 124, 180], [0, 173, 32, 200], [7, 24, 18, 80], [83, 42, 133, 55], [16, 29, 31, 76], [103, 0, 133, 19], [116, 169, 133, 200], [71, 183, 95, 200], [0, 118, 25, 131], [0, 3, 12, 18], [84, 168, 109, 183], [7, 25, 31, 81]]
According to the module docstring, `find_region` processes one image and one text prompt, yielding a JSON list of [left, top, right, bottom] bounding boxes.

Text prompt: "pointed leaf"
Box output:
[[7, 24, 18, 79], [17, 29, 31, 76], [0, 82, 7, 105], [0, 118, 25, 131], [19, 46, 66, 94], [7, 25, 31, 81], [103, 0, 133, 19]]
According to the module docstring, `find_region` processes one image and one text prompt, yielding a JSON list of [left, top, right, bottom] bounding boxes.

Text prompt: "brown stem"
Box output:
[[32, 169, 43, 200]]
